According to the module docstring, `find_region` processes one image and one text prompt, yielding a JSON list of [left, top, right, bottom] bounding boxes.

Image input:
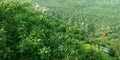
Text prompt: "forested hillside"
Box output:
[[0, 0, 120, 60]]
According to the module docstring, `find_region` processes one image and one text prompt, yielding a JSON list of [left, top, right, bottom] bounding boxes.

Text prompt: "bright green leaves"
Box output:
[[0, 0, 117, 60]]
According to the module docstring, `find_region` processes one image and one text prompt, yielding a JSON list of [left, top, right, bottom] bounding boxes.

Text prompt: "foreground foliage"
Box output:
[[0, 1, 119, 60]]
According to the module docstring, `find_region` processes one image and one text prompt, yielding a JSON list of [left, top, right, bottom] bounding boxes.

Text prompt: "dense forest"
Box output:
[[0, 0, 120, 60]]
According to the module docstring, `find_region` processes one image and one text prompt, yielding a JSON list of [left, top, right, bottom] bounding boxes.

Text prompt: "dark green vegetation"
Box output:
[[0, 0, 120, 60]]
